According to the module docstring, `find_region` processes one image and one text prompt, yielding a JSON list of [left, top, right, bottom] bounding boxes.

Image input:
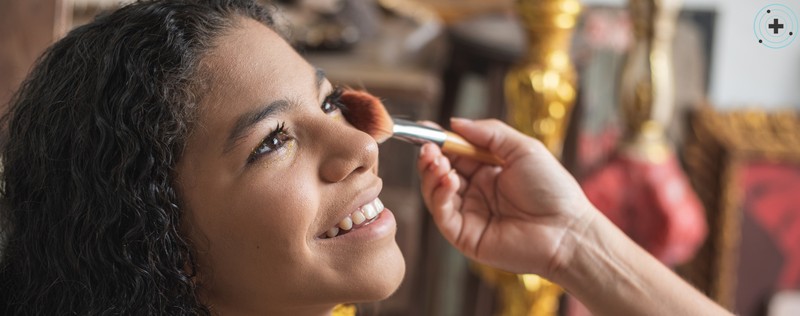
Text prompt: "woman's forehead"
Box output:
[[205, 19, 302, 82], [198, 18, 312, 114]]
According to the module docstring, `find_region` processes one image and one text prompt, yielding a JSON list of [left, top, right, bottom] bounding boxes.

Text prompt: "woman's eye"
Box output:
[[321, 87, 344, 114], [249, 122, 290, 163], [321, 100, 339, 114]]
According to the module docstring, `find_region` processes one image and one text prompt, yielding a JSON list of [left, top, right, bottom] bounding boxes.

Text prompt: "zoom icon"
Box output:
[[754, 4, 798, 48]]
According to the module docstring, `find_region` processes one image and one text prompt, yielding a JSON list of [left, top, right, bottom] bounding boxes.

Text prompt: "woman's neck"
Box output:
[[208, 301, 339, 316], [200, 290, 341, 316]]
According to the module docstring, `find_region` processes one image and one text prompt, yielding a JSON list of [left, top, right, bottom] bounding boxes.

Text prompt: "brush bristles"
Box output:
[[340, 89, 394, 143]]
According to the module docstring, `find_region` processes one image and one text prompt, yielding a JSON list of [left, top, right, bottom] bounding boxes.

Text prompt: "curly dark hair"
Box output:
[[0, 0, 274, 314]]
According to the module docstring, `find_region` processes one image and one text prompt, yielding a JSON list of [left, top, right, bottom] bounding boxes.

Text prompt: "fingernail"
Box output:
[[450, 117, 471, 125], [420, 144, 428, 156], [428, 155, 440, 171]]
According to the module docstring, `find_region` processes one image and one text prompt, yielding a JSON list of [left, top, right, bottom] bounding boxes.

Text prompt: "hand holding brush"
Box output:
[[338, 88, 731, 316], [339, 89, 504, 165]]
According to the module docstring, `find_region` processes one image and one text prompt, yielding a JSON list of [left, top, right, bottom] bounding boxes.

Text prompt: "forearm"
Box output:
[[551, 209, 732, 316]]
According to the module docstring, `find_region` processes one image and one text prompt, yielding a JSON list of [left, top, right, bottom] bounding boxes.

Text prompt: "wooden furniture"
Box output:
[[407, 0, 514, 25], [437, 14, 525, 128]]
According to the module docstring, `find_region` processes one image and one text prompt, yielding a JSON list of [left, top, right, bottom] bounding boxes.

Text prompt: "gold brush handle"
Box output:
[[442, 131, 505, 166]]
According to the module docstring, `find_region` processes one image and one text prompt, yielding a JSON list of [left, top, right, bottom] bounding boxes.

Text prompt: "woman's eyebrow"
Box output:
[[315, 68, 326, 94], [223, 99, 290, 154], [222, 68, 326, 155]]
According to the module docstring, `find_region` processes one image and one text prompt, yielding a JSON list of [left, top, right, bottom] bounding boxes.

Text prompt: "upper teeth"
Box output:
[[325, 197, 385, 238]]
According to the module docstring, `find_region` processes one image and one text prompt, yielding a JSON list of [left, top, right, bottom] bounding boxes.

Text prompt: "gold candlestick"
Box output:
[[619, 0, 681, 159], [476, 0, 581, 315], [505, 0, 581, 156]]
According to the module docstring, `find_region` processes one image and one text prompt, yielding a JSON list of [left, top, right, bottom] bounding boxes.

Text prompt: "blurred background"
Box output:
[[1, 0, 799, 315]]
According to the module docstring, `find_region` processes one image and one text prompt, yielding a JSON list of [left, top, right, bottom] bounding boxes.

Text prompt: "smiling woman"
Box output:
[[0, 0, 403, 315], [0, 1, 755, 316], [175, 15, 404, 315]]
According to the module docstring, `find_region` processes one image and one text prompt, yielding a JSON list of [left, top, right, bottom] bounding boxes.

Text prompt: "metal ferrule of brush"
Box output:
[[391, 118, 447, 146]]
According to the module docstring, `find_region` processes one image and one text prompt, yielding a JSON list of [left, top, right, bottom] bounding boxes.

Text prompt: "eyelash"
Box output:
[[248, 122, 289, 164], [247, 87, 346, 163], [321, 86, 346, 114]]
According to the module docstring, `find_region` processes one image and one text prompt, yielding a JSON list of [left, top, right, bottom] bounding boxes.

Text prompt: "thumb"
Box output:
[[449, 118, 534, 161]]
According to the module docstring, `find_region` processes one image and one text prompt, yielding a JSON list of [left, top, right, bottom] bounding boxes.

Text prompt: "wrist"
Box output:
[[549, 205, 643, 305], [547, 204, 601, 285]]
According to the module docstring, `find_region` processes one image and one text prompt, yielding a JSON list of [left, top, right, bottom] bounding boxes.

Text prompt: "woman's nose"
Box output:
[[318, 119, 379, 183]]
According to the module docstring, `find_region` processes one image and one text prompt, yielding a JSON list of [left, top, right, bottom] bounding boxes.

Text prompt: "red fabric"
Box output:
[[741, 162, 800, 289], [580, 151, 707, 266]]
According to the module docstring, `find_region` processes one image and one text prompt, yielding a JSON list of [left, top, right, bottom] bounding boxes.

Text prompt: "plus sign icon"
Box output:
[[754, 4, 798, 48]]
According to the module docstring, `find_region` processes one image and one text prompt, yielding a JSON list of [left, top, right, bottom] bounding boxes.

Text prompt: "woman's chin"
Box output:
[[376, 255, 406, 300], [349, 242, 406, 302], [375, 249, 408, 299]]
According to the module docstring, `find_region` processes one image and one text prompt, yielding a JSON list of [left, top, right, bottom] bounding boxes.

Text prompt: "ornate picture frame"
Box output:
[[682, 108, 800, 315]]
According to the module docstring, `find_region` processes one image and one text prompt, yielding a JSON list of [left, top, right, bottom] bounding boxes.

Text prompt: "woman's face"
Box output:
[[175, 18, 404, 314]]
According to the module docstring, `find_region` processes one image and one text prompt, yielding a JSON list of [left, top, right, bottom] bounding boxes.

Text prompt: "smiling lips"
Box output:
[[323, 197, 385, 239]]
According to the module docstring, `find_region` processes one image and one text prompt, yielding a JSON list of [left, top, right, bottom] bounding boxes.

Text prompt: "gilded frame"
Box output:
[[681, 108, 800, 311]]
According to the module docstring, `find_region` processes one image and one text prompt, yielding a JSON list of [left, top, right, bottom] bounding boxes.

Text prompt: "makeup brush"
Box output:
[[340, 89, 504, 166]]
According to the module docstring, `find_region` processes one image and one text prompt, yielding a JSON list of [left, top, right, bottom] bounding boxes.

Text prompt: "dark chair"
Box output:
[[438, 13, 525, 128]]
